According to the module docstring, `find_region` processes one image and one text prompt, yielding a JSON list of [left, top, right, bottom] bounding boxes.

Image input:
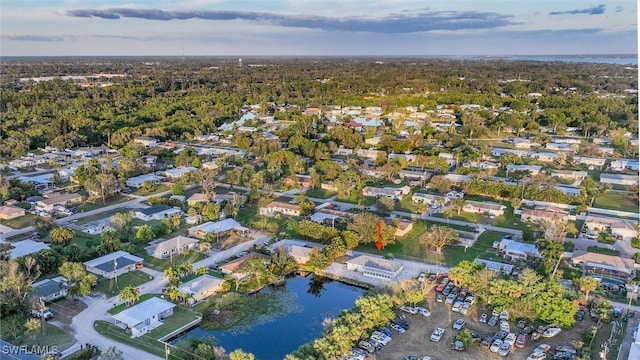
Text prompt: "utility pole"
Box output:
[[113, 257, 118, 290]]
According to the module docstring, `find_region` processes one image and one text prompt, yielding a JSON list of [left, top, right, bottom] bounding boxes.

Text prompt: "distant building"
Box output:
[[133, 136, 158, 148], [133, 205, 182, 221], [497, 239, 541, 261], [178, 275, 224, 305], [145, 236, 199, 260], [10, 240, 50, 259], [584, 215, 638, 240], [520, 207, 569, 223], [164, 167, 197, 180], [187, 218, 249, 239], [0, 205, 25, 220], [83, 251, 143, 279], [474, 259, 514, 274], [112, 297, 175, 337], [600, 173, 639, 186], [29, 277, 68, 302], [259, 201, 301, 217], [125, 174, 165, 189], [218, 252, 269, 278], [463, 200, 506, 216], [362, 186, 410, 200], [572, 252, 636, 280]]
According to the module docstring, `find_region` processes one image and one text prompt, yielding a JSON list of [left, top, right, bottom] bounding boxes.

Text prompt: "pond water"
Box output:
[[171, 275, 366, 359]]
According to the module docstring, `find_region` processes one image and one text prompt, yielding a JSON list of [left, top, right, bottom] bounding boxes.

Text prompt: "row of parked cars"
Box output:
[[341, 314, 422, 360]]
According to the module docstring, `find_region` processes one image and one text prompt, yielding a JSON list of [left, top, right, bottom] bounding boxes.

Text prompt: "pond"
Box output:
[[171, 274, 366, 359]]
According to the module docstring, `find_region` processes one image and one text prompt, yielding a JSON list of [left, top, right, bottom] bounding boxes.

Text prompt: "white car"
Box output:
[[400, 306, 418, 315], [541, 327, 561, 338], [533, 344, 551, 354], [460, 302, 472, 315], [500, 310, 509, 320], [418, 273, 426, 282], [500, 320, 510, 332], [527, 353, 547, 360], [490, 339, 503, 352], [390, 323, 406, 334], [498, 342, 511, 357], [504, 332, 516, 346], [451, 301, 463, 312], [453, 319, 465, 330], [415, 307, 431, 317], [430, 327, 445, 342]]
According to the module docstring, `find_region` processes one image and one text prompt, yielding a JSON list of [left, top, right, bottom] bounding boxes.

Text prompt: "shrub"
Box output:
[[597, 235, 616, 244], [631, 238, 640, 249]]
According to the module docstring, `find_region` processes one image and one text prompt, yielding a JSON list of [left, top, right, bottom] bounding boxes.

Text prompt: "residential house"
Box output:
[[545, 142, 577, 152], [399, 169, 431, 182], [187, 193, 210, 206], [125, 174, 165, 189], [18, 173, 56, 191], [310, 212, 341, 226], [584, 215, 638, 240], [112, 297, 175, 337], [520, 207, 569, 223], [474, 259, 514, 275], [201, 161, 219, 170], [283, 175, 311, 188], [164, 167, 197, 180], [362, 186, 410, 201], [335, 146, 354, 156], [29, 277, 68, 302], [0, 205, 25, 220], [573, 156, 606, 168], [218, 252, 269, 277], [178, 275, 224, 305], [145, 236, 200, 260], [463, 200, 506, 216], [356, 148, 386, 160], [610, 159, 640, 172], [133, 136, 159, 148], [551, 170, 588, 181], [83, 251, 143, 279], [9, 240, 51, 259], [187, 218, 249, 239], [388, 153, 417, 163], [506, 164, 542, 176], [442, 174, 472, 184], [411, 193, 449, 206], [140, 155, 158, 168], [36, 193, 83, 212], [512, 138, 531, 149], [438, 152, 457, 167], [259, 201, 301, 217], [497, 239, 541, 261], [600, 173, 639, 186], [529, 152, 557, 162], [285, 245, 315, 264], [572, 252, 636, 281], [345, 255, 404, 281], [391, 219, 413, 237], [554, 137, 582, 145], [133, 205, 182, 221]]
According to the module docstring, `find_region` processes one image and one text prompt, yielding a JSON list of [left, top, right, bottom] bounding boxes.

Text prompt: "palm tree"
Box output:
[[119, 285, 140, 307], [577, 276, 599, 303]]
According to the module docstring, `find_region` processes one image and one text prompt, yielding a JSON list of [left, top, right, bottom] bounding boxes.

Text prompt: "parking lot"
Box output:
[[378, 289, 597, 360]]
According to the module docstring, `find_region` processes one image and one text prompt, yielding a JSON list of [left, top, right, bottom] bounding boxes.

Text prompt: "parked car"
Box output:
[[453, 319, 465, 330], [470, 331, 483, 339], [500, 320, 510, 332], [436, 293, 445, 303], [555, 346, 576, 355], [520, 326, 536, 335], [531, 332, 541, 341], [533, 344, 551, 354], [490, 339, 503, 353], [495, 330, 508, 340], [415, 307, 431, 317], [517, 319, 527, 328], [499, 310, 509, 320], [431, 327, 445, 342], [418, 273, 426, 283], [527, 353, 547, 360], [452, 301, 463, 313], [400, 306, 418, 315], [498, 342, 511, 356], [515, 334, 527, 348], [553, 352, 575, 360], [428, 274, 437, 282], [479, 313, 488, 323], [460, 302, 472, 315], [541, 327, 561, 338], [442, 285, 453, 296], [371, 332, 391, 345], [378, 327, 393, 338], [488, 315, 499, 327], [481, 337, 493, 348], [368, 338, 384, 352], [464, 295, 476, 304], [390, 323, 406, 333], [445, 293, 457, 304], [504, 332, 516, 346], [358, 341, 375, 353], [393, 319, 409, 329]]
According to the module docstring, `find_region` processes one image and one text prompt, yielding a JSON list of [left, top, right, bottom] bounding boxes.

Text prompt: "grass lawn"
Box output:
[[70, 233, 101, 250], [593, 193, 639, 213], [586, 246, 620, 256], [432, 211, 488, 224], [0, 214, 38, 229], [305, 188, 337, 199], [108, 293, 157, 315], [72, 209, 128, 226], [148, 306, 201, 338], [491, 205, 533, 231], [335, 193, 377, 206], [133, 184, 170, 197], [75, 194, 130, 212], [442, 230, 505, 266], [0, 318, 76, 353], [94, 321, 166, 358], [94, 270, 154, 297], [590, 321, 626, 360], [142, 251, 206, 271], [394, 193, 418, 213]]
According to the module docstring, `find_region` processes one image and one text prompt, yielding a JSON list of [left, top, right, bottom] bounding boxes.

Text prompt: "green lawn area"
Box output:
[[133, 184, 170, 196], [142, 251, 206, 271], [356, 221, 504, 267], [96, 306, 201, 359], [335, 193, 377, 206], [70, 233, 101, 250], [94, 270, 154, 297], [73, 208, 128, 225], [0, 318, 76, 353], [432, 211, 488, 224], [75, 194, 130, 212], [0, 214, 38, 229], [593, 192, 639, 213], [394, 193, 418, 213], [586, 246, 620, 256], [108, 293, 157, 315], [305, 188, 337, 199], [491, 205, 533, 231]]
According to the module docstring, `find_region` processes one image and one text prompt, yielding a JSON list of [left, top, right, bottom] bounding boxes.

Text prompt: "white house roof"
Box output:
[[189, 218, 248, 234], [310, 212, 340, 223], [112, 297, 175, 327], [346, 255, 403, 273], [10, 240, 50, 259], [501, 240, 540, 256], [177, 275, 223, 296], [145, 236, 199, 254]]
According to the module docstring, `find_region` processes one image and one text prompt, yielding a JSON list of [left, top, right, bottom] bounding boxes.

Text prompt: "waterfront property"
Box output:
[[112, 297, 175, 337], [177, 274, 224, 305], [345, 255, 404, 281], [145, 236, 200, 260], [84, 251, 143, 279]]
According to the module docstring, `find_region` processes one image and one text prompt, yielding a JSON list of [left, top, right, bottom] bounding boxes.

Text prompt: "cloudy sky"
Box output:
[[1, 0, 637, 56]]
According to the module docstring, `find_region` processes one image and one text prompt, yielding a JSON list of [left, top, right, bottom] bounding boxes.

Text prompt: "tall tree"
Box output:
[[58, 262, 97, 300], [419, 225, 458, 254], [119, 285, 140, 307], [49, 226, 75, 246]]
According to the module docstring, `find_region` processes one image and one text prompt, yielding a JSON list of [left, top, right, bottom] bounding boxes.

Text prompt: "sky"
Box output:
[[0, 0, 637, 56]]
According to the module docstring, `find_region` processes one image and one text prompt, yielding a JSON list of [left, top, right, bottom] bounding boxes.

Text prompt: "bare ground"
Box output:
[[46, 298, 88, 333], [219, 234, 254, 250], [378, 291, 596, 360]]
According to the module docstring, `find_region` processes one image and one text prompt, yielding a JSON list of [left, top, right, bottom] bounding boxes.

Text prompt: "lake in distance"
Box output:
[[171, 275, 366, 359]]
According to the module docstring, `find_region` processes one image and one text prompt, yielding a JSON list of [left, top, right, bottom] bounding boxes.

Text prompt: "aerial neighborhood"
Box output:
[[0, 58, 638, 360]]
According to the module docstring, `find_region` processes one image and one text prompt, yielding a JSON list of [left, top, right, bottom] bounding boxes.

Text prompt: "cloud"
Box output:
[[615, 6, 624, 13], [65, 8, 515, 33], [549, 4, 605, 16], [2, 34, 66, 41]]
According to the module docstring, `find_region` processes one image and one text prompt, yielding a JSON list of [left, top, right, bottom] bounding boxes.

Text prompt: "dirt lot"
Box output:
[[378, 291, 596, 360], [46, 298, 87, 333]]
